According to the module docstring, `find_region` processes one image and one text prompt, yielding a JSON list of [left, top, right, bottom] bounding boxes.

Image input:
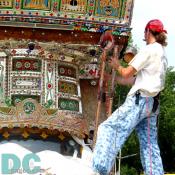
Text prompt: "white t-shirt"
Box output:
[[128, 42, 168, 97]]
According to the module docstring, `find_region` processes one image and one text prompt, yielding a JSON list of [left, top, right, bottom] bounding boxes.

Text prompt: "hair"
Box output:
[[150, 30, 168, 46]]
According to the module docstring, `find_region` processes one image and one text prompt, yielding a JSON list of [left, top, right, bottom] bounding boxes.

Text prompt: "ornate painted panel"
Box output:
[[11, 77, 41, 90], [0, 98, 87, 138], [3, 49, 83, 115], [79, 63, 99, 79], [60, 0, 87, 13], [58, 98, 79, 111], [0, 53, 7, 105], [58, 65, 77, 79], [0, 0, 13, 8], [12, 58, 42, 72], [58, 80, 78, 95], [56, 62, 81, 113], [0, 49, 84, 118], [22, 0, 51, 10], [11, 94, 40, 105], [8, 50, 43, 106], [95, 0, 120, 17], [0, 0, 134, 30], [44, 61, 56, 108]]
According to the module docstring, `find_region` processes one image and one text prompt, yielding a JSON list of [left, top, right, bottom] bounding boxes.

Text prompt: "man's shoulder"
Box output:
[[145, 43, 163, 55]]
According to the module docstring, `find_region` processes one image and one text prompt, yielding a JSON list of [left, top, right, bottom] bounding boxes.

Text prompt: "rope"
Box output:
[[146, 97, 152, 175]]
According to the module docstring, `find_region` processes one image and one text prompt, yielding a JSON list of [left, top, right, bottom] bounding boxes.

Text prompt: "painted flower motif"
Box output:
[[16, 61, 22, 69], [15, 98, 21, 104], [23, 102, 35, 114], [59, 67, 65, 74], [24, 62, 31, 69], [33, 62, 39, 69], [67, 69, 72, 75], [69, 102, 75, 109], [60, 101, 66, 109]]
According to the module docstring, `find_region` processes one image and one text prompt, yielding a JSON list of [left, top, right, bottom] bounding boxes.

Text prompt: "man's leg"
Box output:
[[135, 114, 164, 175], [92, 95, 141, 175]]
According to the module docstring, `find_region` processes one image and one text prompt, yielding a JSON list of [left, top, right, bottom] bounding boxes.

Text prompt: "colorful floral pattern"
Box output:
[[58, 98, 79, 111], [58, 65, 77, 79], [58, 81, 78, 95]]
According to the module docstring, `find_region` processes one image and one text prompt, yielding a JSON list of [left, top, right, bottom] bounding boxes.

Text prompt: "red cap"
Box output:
[[145, 19, 167, 33]]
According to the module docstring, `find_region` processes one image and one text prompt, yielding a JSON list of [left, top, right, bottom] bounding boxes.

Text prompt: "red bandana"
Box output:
[[145, 19, 167, 33]]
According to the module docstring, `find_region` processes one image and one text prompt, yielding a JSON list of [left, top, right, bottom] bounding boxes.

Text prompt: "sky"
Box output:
[[131, 0, 175, 68]]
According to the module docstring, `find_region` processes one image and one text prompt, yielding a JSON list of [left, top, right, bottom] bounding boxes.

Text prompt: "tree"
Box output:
[[158, 67, 175, 172]]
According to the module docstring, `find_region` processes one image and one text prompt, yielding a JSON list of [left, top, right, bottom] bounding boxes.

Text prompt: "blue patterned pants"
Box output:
[[92, 95, 164, 175]]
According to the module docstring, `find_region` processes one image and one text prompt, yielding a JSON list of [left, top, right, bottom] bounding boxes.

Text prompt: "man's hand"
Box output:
[[101, 50, 107, 61], [108, 56, 120, 70], [108, 45, 122, 69], [104, 72, 112, 82]]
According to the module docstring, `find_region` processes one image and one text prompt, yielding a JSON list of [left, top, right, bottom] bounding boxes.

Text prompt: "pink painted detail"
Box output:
[[48, 67, 53, 72], [11, 49, 17, 55], [48, 54, 53, 59]]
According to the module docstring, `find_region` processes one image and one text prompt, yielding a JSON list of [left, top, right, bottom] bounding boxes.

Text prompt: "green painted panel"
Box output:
[[58, 98, 79, 111], [11, 94, 40, 106]]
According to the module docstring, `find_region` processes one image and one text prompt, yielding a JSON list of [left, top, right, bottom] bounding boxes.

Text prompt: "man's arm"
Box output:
[[117, 65, 137, 78], [109, 56, 137, 78], [104, 73, 135, 86], [115, 75, 136, 85]]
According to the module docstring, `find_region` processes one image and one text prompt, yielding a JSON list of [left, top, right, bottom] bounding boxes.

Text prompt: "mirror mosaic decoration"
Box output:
[[0, 0, 134, 138], [0, 0, 134, 30]]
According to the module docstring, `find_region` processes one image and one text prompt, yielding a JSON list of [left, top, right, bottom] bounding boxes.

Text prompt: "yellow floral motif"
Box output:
[[58, 133, 65, 140], [40, 131, 48, 139], [100, 0, 119, 9], [22, 130, 29, 138], [3, 131, 10, 139]]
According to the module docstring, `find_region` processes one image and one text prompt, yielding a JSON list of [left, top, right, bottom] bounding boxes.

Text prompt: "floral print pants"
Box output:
[[92, 95, 164, 175]]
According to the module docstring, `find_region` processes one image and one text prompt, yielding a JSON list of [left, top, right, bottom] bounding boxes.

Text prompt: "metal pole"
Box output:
[[118, 149, 121, 175]]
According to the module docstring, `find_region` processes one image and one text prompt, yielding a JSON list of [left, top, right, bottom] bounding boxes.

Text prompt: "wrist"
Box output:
[[115, 64, 120, 70], [117, 65, 122, 75]]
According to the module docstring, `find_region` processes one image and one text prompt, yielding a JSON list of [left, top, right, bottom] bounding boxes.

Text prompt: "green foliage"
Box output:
[[120, 164, 138, 175], [5, 97, 12, 107], [158, 67, 175, 172], [112, 76, 130, 111], [120, 132, 142, 174], [44, 99, 54, 108]]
